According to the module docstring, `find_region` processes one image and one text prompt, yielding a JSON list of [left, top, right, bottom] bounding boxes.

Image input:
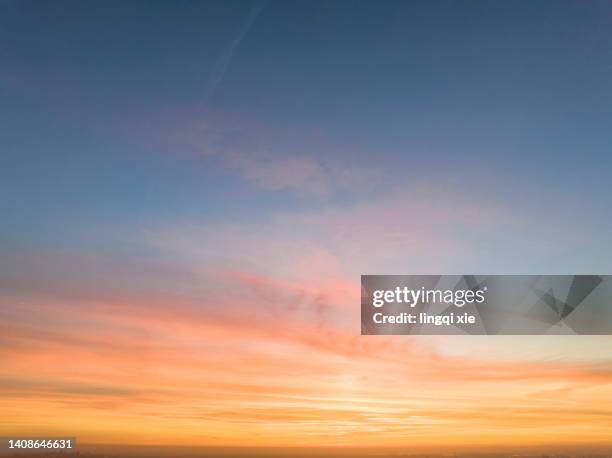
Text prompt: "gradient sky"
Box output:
[[1, 0, 612, 450]]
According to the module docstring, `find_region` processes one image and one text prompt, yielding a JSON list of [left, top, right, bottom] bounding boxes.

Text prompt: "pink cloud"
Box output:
[[153, 111, 383, 198]]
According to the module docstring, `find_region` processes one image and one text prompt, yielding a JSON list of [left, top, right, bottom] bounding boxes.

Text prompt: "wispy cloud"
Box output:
[[205, 1, 266, 99], [155, 111, 383, 198]]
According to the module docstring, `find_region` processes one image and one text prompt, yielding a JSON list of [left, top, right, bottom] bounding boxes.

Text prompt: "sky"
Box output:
[[1, 0, 612, 450]]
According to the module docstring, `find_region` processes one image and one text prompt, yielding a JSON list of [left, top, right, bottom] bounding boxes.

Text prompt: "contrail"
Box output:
[[205, 0, 266, 99]]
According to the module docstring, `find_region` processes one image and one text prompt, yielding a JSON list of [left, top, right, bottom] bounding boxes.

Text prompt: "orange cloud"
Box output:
[[2, 181, 612, 449], [3, 259, 612, 448]]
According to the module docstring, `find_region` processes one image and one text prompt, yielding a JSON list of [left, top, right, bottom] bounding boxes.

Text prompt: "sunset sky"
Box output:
[[1, 0, 612, 450]]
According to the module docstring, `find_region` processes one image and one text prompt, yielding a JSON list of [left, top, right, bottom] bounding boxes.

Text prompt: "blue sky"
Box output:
[[2, 1, 611, 268], [1, 0, 611, 270]]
